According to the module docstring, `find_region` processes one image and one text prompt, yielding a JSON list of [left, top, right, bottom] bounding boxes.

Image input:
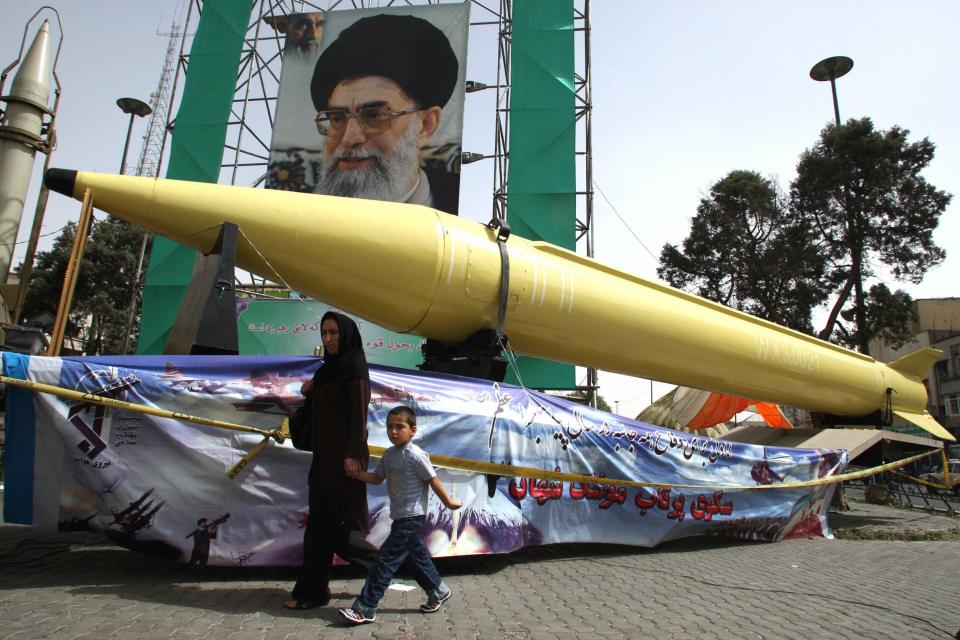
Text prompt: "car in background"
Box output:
[[921, 459, 960, 495]]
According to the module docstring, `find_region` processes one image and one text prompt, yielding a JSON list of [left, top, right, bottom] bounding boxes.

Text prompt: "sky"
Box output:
[[2, 1, 958, 420]]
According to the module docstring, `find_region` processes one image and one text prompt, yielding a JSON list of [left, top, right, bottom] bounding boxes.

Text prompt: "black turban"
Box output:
[[311, 14, 459, 111]]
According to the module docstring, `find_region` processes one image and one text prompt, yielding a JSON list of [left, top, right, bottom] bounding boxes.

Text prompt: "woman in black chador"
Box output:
[[285, 311, 377, 609]]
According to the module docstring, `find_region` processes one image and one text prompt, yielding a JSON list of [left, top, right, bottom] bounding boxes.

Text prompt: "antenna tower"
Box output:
[[135, 22, 180, 177], [119, 22, 182, 353]]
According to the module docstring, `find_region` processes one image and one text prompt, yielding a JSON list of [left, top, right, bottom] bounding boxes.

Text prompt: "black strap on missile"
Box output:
[[487, 216, 511, 339], [884, 387, 894, 425]]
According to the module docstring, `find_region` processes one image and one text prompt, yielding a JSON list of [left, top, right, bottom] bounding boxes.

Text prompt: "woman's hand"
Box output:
[[344, 458, 361, 476], [300, 379, 313, 395]]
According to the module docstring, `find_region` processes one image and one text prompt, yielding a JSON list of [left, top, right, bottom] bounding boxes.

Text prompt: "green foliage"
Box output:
[[839, 283, 918, 351], [19, 222, 78, 332], [19, 218, 151, 354], [791, 117, 949, 348], [561, 389, 612, 413], [660, 119, 950, 350], [658, 170, 828, 333], [595, 394, 612, 414]]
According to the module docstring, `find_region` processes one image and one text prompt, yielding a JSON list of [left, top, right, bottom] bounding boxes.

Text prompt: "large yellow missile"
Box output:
[[43, 169, 952, 441]]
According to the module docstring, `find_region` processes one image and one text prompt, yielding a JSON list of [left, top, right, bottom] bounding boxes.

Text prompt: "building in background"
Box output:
[[871, 298, 960, 439]]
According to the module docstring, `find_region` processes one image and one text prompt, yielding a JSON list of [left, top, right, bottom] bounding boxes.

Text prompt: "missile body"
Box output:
[[43, 169, 951, 440], [0, 21, 53, 282]]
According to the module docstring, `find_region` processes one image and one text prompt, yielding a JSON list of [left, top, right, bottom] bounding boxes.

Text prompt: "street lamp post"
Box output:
[[809, 56, 853, 126], [116, 97, 151, 175], [809, 57, 869, 355], [115, 97, 151, 354]]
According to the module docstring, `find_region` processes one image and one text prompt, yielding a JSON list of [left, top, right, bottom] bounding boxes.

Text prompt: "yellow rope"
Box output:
[[891, 448, 955, 491], [1, 374, 283, 440], [385, 446, 939, 491], [2, 373, 941, 491]]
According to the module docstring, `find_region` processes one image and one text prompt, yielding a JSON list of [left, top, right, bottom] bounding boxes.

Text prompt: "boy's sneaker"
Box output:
[[419, 585, 452, 613], [338, 608, 375, 625]]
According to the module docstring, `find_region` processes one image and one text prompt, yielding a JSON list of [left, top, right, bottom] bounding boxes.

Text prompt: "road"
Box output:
[[1, 497, 958, 640]]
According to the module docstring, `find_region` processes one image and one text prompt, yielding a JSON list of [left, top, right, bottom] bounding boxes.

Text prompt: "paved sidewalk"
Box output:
[[0, 499, 958, 640]]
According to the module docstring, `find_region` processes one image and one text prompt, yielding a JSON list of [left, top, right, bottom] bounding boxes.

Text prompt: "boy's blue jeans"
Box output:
[[353, 515, 447, 616]]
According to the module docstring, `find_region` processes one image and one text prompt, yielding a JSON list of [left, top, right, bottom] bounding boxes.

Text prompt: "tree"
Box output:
[[19, 218, 152, 354], [18, 222, 79, 333], [658, 170, 828, 333], [562, 389, 612, 413], [790, 117, 950, 352], [840, 283, 918, 351]]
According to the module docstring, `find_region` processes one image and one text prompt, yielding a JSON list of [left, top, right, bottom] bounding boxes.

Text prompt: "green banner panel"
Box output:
[[505, 0, 576, 389], [237, 299, 425, 369], [136, 1, 252, 354]]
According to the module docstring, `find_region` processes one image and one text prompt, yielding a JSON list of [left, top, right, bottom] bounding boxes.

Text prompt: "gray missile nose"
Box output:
[[44, 168, 77, 196]]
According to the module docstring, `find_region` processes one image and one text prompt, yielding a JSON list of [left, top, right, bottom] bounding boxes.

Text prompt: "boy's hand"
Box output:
[[428, 477, 460, 509], [344, 458, 361, 476]]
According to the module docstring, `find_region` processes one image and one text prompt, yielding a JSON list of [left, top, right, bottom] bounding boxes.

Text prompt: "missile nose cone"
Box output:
[[45, 168, 77, 197], [11, 18, 53, 103]]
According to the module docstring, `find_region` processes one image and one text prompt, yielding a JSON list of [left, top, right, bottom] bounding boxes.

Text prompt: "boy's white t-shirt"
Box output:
[[374, 442, 436, 520]]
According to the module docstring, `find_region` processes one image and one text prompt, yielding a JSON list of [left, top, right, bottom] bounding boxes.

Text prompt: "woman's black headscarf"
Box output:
[[312, 311, 369, 386]]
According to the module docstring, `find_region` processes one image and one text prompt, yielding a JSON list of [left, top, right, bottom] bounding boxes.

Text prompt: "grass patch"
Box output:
[[846, 497, 960, 520], [833, 528, 960, 541]]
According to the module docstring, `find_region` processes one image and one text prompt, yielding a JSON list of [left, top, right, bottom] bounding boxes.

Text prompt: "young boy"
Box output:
[[339, 405, 461, 625]]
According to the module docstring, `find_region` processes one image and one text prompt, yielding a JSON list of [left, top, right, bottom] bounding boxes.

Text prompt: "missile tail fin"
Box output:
[[888, 348, 942, 379], [893, 410, 955, 441]]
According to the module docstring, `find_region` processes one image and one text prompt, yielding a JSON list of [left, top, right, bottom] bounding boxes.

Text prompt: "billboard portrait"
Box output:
[[267, 4, 469, 216], [282, 11, 324, 56]]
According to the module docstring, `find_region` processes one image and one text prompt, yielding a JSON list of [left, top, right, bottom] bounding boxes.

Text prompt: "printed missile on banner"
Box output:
[[42, 169, 952, 441]]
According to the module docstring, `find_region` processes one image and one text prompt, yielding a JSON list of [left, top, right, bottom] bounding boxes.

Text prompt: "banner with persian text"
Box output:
[[3, 353, 846, 566], [236, 299, 425, 369]]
